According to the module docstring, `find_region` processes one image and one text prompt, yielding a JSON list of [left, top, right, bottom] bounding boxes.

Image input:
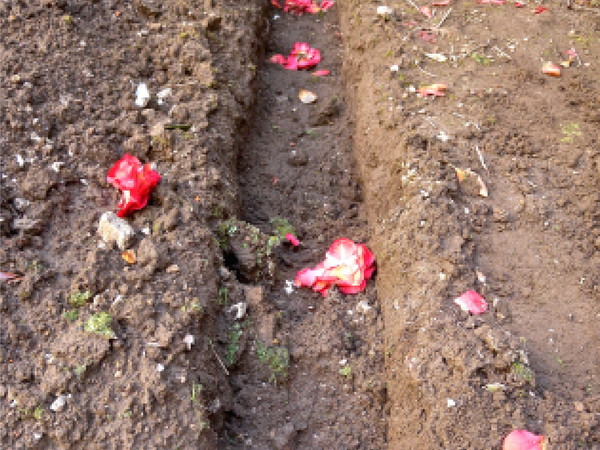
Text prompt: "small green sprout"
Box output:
[[226, 323, 243, 365], [118, 410, 133, 419], [512, 361, 535, 383], [69, 290, 92, 308], [256, 340, 289, 383], [62, 309, 79, 322], [33, 405, 44, 420], [84, 312, 115, 338], [561, 122, 582, 143], [218, 287, 229, 307], [73, 364, 87, 377], [191, 383, 204, 403], [339, 364, 352, 378]]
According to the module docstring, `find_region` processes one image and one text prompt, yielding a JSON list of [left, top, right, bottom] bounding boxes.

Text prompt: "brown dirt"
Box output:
[[1, 0, 600, 448]]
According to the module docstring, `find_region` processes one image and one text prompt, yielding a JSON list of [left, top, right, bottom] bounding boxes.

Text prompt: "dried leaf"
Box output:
[[299, 89, 318, 104], [424, 52, 448, 62], [418, 83, 447, 97], [122, 250, 136, 264], [542, 61, 561, 77]]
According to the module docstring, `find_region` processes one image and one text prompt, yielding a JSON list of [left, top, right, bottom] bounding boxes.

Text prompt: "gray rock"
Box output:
[[97, 212, 135, 250]]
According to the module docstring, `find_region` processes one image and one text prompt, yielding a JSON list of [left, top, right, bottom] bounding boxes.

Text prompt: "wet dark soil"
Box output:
[[2, 0, 600, 448]]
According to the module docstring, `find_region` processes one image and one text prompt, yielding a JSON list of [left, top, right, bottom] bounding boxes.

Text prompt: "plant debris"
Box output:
[[454, 290, 488, 314], [295, 238, 375, 296]]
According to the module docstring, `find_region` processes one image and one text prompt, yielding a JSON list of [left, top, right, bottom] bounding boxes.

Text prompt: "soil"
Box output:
[[1, 0, 600, 449]]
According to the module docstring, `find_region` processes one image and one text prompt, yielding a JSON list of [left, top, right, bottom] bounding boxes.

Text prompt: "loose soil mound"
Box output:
[[340, 0, 600, 447]]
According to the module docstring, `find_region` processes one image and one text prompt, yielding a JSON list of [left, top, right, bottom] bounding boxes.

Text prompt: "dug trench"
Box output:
[[216, 6, 387, 449]]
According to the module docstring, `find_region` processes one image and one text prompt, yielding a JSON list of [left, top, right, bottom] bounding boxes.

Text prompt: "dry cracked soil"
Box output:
[[1, 0, 600, 449]]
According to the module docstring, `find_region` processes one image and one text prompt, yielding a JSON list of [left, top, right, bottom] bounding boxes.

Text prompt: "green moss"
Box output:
[[84, 312, 115, 338], [256, 340, 289, 383]]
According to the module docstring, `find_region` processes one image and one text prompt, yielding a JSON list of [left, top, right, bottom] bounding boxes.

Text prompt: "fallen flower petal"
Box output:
[[285, 233, 300, 246], [454, 290, 488, 314], [514, 1, 526, 6], [107, 153, 141, 191], [542, 61, 561, 77], [295, 239, 375, 297], [312, 69, 330, 76], [108, 156, 161, 217], [503, 430, 547, 450], [121, 250, 136, 264], [419, 30, 436, 43], [419, 5, 433, 17], [299, 89, 318, 104], [432, 0, 452, 5], [271, 0, 281, 6], [533, 5, 547, 13], [288, 42, 321, 70], [418, 83, 447, 97], [0, 271, 22, 282], [320, 0, 335, 10], [477, 0, 506, 4], [270, 54, 287, 65]]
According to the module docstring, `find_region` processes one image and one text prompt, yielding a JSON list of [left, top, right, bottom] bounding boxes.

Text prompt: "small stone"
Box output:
[[356, 300, 372, 314], [377, 5, 394, 18], [13, 198, 30, 212], [135, 82, 150, 108], [98, 212, 135, 250], [183, 334, 195, 351], [156, 363, 165, 372], [272, 422, 297, 450], [287, 149, 309, 167], [165, 264, 180, 273], [50, 395, 66, 412], [13, 218, 42, 234], [229, 302, 247, 320]]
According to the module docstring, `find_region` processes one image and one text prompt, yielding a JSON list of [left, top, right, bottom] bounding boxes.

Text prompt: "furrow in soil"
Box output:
[[218, 7, 387, 450]]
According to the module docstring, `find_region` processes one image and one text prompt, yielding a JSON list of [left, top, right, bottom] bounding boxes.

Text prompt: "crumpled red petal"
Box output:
[[107, 156, 161, 217], [454, 290, 488, 314], [107, 153, 141, 190], [294, 238, 375, 297], [503, 430, 546, 450]]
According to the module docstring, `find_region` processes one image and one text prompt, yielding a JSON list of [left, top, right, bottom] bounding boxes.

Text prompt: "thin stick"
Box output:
[[493, 45, 512, 60], [209, 340, 230, 375], [406, 0, 420, 10], [416, 63, 437, 77], [436, 7, 452, 28], [474, 145, 488, 172]]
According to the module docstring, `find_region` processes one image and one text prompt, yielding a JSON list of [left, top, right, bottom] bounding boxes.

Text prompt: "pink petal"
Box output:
[[454, 290, 488, 314], [533, 5, 547, 13], [0, 271, 21, 281], [270, 54, 287, 66], [320, 0, 335, 10], [295, 267, 322, 287], [285, 233, 300, 247], [432, 0, 452, 5], [312, 69, 330, 76], [419, 5, 433, 17], [503, 430, 546, 450]]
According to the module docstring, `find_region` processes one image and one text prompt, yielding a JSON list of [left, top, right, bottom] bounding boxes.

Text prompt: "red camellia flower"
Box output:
[[107, 154, 160, 217], [454, 290, 488, 314], [503, 430, 547, 450], [270, 42, 321, 71], [295, 238, 375, 296]]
